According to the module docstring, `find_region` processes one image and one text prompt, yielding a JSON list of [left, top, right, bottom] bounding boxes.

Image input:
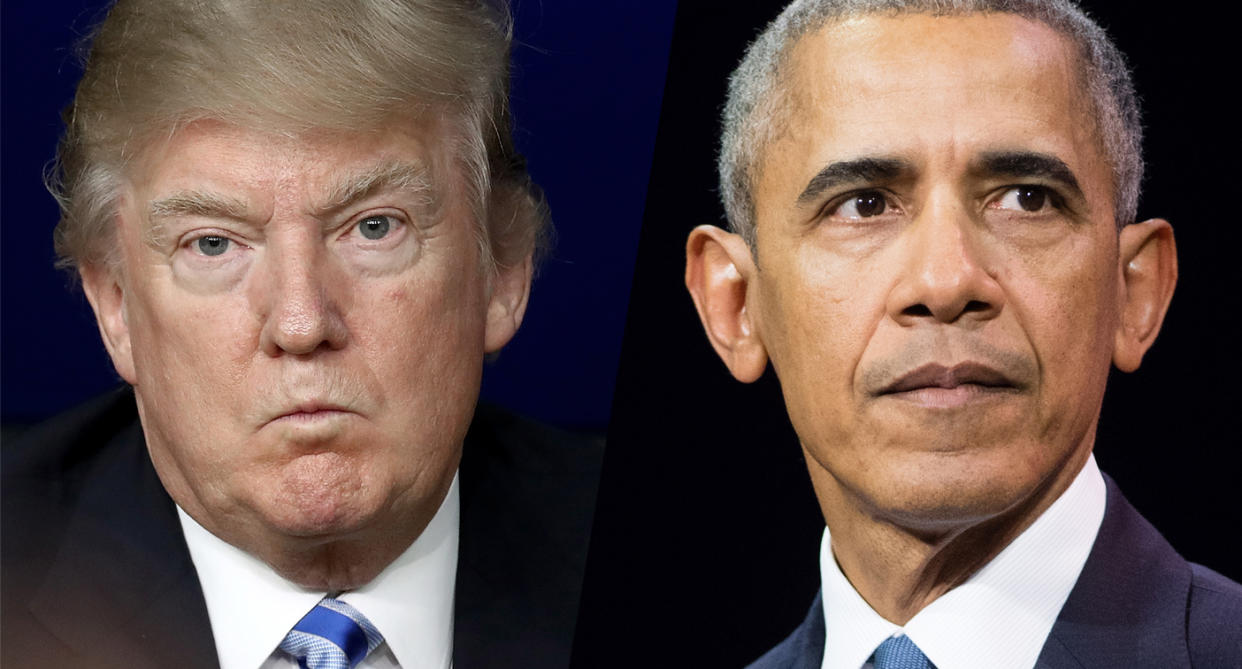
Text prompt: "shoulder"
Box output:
[[746, 593, 824, 669], [452, 404, 604, 669], [2, 387, 143, 549], [3, 387, 140, 483], [458, 402, 604, 523], [1187, 563, 1242, 665]]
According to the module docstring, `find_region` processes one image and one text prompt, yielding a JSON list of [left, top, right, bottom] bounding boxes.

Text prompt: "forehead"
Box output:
[[128, 118, 449, 204], [754, 13, 1107, 212]]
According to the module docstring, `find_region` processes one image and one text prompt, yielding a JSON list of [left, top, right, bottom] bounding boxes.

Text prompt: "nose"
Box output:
[[255, 234, 349, 356], [886, 199, 1005, 327]]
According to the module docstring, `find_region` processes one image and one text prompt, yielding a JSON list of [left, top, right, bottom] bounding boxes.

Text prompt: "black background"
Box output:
[[573, 1, 1242, 666]]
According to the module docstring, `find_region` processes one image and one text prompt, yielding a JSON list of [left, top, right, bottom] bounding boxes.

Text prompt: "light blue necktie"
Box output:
[[279, 598, 384, 669], [872, 634, 935, 669]]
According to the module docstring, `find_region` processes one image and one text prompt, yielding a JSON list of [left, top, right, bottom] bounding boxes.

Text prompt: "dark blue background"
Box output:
[[0, 0, 676, 432]]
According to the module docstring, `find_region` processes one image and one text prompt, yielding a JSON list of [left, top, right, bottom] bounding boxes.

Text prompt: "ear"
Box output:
[[80, 262, 138, 384], [483, 252, 533, 353], [1113, 218, 1177, 372], [685, 225, 768, 382]]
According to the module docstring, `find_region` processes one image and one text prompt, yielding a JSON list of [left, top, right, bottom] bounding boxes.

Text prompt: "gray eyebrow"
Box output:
[[146, 192, 252, 248], [142, 159, 440, 248], [318, 159, 438, 216], [796, 157, 910, 206], [972, 151, 1084, 199], [148, 191, 251, 221]]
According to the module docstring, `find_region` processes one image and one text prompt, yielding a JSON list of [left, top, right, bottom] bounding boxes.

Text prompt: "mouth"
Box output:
[[877, 362, 1021, 408], [269, 402, 356, 425]]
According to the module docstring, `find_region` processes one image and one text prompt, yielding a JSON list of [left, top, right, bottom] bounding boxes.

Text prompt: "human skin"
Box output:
[[81, 118, 532, 591], [686, 13, 1176, 623]]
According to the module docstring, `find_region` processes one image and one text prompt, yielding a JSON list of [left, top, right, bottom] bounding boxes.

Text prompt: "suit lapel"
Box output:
[[28, 420, 218, 669], [1036, 476, 1192, 668]]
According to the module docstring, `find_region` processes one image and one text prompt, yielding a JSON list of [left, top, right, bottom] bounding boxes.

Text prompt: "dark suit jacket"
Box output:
[[2, 387, 602, 669], [748, 477, 1242, 668]]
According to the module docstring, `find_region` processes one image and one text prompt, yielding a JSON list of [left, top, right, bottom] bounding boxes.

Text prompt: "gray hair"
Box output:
[[719, 0, 1142, 246], [48, 0, 548, 276]]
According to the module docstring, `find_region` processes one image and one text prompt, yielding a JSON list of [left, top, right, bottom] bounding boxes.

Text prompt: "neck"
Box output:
[[806, 448, 1091, 624]]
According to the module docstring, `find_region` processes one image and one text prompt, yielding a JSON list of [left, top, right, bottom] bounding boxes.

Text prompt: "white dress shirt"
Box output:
[[178, 474, 460, 669], [819, 454, 1106, 669]]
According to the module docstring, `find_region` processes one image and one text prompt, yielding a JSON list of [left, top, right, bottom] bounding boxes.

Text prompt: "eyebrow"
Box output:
[[143, 159, 440, 247], [146, 191, 252, 248], [972, 150, 1084, 199], [796, 157, 910, 206], [318, 159, 438, 216], [148, 191, 251, 222]]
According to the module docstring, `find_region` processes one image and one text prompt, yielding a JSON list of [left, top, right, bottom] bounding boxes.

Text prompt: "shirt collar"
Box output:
[[180, 473, 460, 669], [819, 454, 1106, 669]]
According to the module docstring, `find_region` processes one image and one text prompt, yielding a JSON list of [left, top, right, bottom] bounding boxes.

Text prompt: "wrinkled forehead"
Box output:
[[123, 117, 457, 207], [752, 13, 1107, 207]]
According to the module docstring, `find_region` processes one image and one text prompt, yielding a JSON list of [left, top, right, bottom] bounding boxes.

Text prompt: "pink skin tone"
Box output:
[[82, 118, 532, 590]]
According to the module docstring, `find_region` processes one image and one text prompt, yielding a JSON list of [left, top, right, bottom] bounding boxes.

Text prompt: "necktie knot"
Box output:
[[872, 634, 934, 669], [279, 598, 384, 669]]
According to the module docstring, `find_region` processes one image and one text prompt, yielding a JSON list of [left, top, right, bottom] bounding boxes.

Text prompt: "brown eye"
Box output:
[[993, 185, 1054, 213], [833, 191, 889, 219], [1015, 186, 1046, 211], [854, 193, 886, 217]]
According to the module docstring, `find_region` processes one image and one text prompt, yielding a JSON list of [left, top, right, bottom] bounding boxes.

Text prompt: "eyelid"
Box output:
[[822, 188, 902, 219], [986, 184, 1066, 211], [338, 210, 411, 242], [178, 228, 249, 253]]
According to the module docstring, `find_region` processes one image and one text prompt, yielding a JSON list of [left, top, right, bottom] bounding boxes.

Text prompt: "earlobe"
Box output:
[[1113, 218, 1177, 372], [483, 253, 533, 353], [80, 262, 138, 384], [685, 224, 768, 382]]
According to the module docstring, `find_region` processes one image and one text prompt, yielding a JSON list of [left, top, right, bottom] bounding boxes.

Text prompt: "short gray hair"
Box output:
[[719, 0, 1142, 246], [49, 0, 548, 276]]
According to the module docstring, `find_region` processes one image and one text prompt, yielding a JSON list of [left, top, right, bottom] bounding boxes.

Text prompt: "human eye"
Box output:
[[825, 190, 899, 221], [192, 235, 233, 257], [337, 211, 417, 274], [355, 214, 397, 241], [182, 231, 247, 260], [988, 185, 1061, 213], [346, 213, 408, 245]]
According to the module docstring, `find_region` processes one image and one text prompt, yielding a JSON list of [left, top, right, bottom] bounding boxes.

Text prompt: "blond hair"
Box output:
[[49, 0, 548, 275]]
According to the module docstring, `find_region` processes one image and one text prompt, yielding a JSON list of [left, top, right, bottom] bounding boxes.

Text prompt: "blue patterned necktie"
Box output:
[[872, 634, 935, 669], [279, 598, 384, 669]]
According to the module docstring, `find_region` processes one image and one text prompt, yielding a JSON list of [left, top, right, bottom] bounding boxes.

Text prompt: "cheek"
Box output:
[[1004, 238, 1118, 392], [759, 249, 882, 431], [128, 282, 256, 388]]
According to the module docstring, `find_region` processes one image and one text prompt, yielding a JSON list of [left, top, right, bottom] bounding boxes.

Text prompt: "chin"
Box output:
[[258, 453, 390, 539], [859, 447, 1050, 534]]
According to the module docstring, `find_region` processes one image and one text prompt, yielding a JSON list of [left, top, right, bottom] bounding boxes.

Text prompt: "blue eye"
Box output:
[[358, 215, 392, 240], [196, 236, 231, 256]]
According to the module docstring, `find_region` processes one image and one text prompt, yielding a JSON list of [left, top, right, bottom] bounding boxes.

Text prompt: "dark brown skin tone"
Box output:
[[686, 14, 1176, 623]]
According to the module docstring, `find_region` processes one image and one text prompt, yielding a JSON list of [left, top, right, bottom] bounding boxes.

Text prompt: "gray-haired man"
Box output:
[[1, 2, 599, 667], [685, 0, 1242, 666]]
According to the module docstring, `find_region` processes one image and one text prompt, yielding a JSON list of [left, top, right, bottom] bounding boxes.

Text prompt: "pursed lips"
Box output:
[[268, 401, 356, 425], [875, 362, 1024, 408]]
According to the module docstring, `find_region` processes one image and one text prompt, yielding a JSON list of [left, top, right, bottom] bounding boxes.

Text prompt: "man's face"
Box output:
[[747, 14, 1125, 529], [86, 119, 526, 570]]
